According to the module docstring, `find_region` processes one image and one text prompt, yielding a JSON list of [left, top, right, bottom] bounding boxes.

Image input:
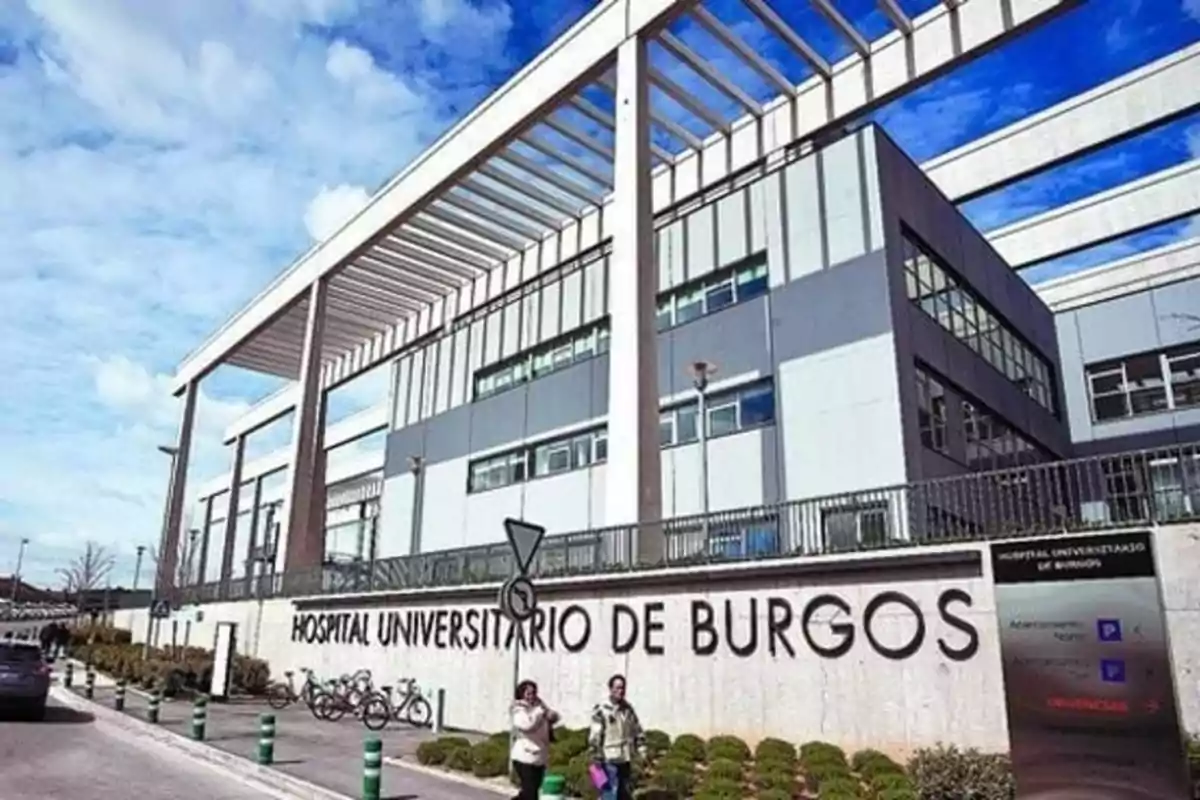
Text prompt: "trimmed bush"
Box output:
[[757, 790, 792, 800], [693, 776, 742, 800], [563, 755, 598, 800], [644, 729, 671, 757], [801, 741, 848, 768], [754, 738, 797, 766], [669, 734, 707, 763], [470, 740, 508, 778], [868, 771, 915, 795], [445, 746, 473, 772], [806, 758, 853, 789], [852, 749, 901, 776], [416, 741, 447, 766], [706, 735, 751, 763], [653, 761, 697, 798], [705, 757, 744, 782], [877, 789, 919, 800], [753, 766, 797, 794], [907, 745, 1015, 800]]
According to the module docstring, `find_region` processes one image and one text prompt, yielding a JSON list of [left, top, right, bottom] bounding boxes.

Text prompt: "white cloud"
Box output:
[[304, 183, 372, 242], [0, 0, 515, 586], [1185, 0, 1200, 22], [1187, 127, 1200, 240]]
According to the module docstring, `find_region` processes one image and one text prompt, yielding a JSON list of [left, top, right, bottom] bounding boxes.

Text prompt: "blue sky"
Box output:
[[0, 0, 1196, 588]]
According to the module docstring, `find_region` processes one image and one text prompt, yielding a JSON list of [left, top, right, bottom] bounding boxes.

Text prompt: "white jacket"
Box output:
[[510, 701, 553, 765]]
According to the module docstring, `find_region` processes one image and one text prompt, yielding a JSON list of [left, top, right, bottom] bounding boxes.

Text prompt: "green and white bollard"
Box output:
[[540, 774, 566, 800], [64, 661, 74, 688], [191, 695, 208, 741], [114, 680, 126, 711], [362, 737, 382, 800], [84, 669, 95, 700], [147, 692, 161, 724], [257, 713, 275, 765]]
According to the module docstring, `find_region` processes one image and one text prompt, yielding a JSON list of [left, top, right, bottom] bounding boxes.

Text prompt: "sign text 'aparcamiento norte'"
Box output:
[[290, 589, 981, 661]]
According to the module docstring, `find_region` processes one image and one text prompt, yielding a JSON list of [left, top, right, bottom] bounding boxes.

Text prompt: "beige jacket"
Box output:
[[587, 699, 645, 764], [510, 701, 553, 765]]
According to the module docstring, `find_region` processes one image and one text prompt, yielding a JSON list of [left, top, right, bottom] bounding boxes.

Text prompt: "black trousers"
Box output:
[[512, 760, 545, 800], [609, 761, 633, 800]]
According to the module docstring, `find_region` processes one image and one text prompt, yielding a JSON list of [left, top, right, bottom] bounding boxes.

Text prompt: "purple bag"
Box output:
[[588, 763, 609, 791]]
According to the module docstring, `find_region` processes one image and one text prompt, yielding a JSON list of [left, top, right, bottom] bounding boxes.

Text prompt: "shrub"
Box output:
[[693, 777, 743, 800], [416, 741, 447, 766], [877, 789, 919, 800], [868, 772, 914, 795], [818, 775, 861, 795], [437, 736, 472, 752], [555, 728, 590, 759], [754, 738, 796, 766], [907, 745, 1015, 800], [753, 767, 797, 793], [705, 758, 744, 782], [852, 749, 901, 776], [757, 790, 793, 800], [801, 742, 848, 768], [670, 734, 707, 763], [706, 735, 751, 763], [488, 731, 509, 746], [644, 729, 671, 757], [445, 746, 473, 772], [653, 761, 697, 797], [470, 740, 508, 778], [806, 759, 853, 791], [563, 755, 598, 800], [550, 740, 587, 764]]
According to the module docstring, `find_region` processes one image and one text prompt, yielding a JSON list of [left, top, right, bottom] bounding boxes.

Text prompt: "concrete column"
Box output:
[[218, 435, 245, 597], [195, 495, 215, 586], [604, 34, 663, 563], [244, 475, 264, 589], [284, 278, 329, 573], [158, 383, 197, 596]]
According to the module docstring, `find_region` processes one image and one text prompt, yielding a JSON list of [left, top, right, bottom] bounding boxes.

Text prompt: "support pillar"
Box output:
[[195, 496, 215, 587], [284, 278, 329, 574], [219, 435, 245, 597], [244, 475, 264, 593], [159, 383, 197, 597], [604, 34, 663, 564]]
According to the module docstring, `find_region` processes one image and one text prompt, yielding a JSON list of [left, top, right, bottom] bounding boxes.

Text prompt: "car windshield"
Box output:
[[0, 645, 42, 663]]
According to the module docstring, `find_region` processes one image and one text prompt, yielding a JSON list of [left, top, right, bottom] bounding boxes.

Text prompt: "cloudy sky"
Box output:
[[0, 0, 1197, 588]]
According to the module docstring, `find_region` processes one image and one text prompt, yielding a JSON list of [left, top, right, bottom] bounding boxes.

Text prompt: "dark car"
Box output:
[[0, 640, 51, 720]]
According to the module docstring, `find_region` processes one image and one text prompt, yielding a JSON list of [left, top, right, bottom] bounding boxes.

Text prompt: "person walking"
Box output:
[[511, 679, 558, 800], [587, 674, 645, 800]]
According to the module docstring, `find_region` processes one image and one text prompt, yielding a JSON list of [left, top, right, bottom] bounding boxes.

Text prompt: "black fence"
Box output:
[[177, 442, 1200, 605]]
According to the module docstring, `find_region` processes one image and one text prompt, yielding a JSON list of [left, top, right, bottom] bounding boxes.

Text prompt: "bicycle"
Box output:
[[360, 677, 432, 731], [265, 667, 322, 712], [313, 669, 375, 722]]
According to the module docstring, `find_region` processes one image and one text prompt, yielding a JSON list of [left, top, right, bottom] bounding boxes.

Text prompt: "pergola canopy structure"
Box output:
[[171, 0, 1076, 395]]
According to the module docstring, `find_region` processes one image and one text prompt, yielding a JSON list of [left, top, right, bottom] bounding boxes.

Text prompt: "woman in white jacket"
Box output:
[[510, 679, 559, 800]]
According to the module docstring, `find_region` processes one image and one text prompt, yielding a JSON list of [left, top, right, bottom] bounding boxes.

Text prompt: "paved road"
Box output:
[[0, 699, 276, 800]]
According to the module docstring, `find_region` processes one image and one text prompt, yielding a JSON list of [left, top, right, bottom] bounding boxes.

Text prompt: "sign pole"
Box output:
[[499, 518, 545, 740]]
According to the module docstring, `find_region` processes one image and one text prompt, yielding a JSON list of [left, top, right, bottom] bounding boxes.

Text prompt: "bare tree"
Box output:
[[57, 541, 116, 597], [149, 530, 201, 589]]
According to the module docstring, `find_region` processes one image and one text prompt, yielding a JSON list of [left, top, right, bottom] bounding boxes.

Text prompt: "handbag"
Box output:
[[588, 763, 609, 791]]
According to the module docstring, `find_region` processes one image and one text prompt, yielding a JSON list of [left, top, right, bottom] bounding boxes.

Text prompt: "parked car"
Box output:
[[0, 640, 50, 720]]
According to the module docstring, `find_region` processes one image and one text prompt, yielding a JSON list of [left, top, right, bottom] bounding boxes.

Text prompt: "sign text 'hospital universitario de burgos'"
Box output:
[[289, 587, 982, 662]]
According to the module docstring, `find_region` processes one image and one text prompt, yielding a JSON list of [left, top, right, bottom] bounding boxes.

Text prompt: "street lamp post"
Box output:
[[408, 455, 426, 555], [10, 537, 29, 603], [689, 361, 717, 542], [145, 444, 178, 659], [133, 545, 146, 591]]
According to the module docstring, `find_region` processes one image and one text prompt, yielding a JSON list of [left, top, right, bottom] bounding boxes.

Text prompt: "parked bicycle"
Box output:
[[312, 668, 376, 722], [265, 667, 323, 713], [361, 677, 432, 731]]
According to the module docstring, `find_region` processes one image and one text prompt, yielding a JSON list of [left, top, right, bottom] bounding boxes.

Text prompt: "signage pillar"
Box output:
[[991, 531, 1190, 798]]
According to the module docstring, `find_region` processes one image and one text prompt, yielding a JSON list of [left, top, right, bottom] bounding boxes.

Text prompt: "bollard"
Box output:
[[191, 695, 208, 741], [362, 737, 382, 800], [147, 691, 161, 725], [540, 774, 566, 800], [114, 680, 126, 712], [64, 661, 74, 689], [84, 669, 95, 700], [257, 713, 275, 765], [432, 687, 445, 734]]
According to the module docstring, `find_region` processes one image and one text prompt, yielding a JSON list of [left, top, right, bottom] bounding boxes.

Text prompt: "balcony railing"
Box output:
[[177, 442, 1200, 604]]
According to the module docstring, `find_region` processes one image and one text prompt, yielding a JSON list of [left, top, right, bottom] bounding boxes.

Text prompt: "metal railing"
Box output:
[[176, 442, 1200, 604]]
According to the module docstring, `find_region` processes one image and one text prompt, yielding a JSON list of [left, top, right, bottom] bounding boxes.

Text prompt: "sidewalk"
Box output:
[[69, 681, 501, 800]]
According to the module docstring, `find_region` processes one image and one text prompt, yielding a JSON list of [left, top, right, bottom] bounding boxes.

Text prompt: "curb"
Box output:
[[382, 756, 510, 796], [50, 686, 354, 800], [60, 659, 166, 702]]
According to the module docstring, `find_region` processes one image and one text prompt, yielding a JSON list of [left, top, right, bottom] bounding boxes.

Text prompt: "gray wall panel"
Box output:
[[526, 359, 596, 434], [667, 296, 772, 396], [469, 386, 528, 453]]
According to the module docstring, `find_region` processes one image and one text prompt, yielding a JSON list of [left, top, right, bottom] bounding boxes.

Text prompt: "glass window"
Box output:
[[676, 405, 698, 444], [675, 290, 704, 326], [708, 402, 738, 437], [535, 443, 570, 476], [739, 384, 775, 427], [656, 299, 673, 331], [1170, 349, 1200, 409], [593, 431, 607, 462], [736, 261, 768, 300], [705, 279, 735, 312], [659, 412, 675, 447]]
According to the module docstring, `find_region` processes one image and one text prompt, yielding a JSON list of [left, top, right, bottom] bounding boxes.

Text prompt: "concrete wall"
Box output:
[[1055, 276, 1200, 453], [112, 524, 1200, 754]]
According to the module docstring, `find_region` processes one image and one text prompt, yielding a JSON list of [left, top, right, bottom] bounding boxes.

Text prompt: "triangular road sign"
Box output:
[[504, 517, 545, 576]]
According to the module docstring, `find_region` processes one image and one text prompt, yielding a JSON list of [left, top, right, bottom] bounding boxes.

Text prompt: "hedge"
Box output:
[[416, 730, 1015, 800], [69, 624, 269, 697]]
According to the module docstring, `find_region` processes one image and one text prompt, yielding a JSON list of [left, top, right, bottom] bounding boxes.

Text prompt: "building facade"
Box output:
[[370, 125, 1070, 563]]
